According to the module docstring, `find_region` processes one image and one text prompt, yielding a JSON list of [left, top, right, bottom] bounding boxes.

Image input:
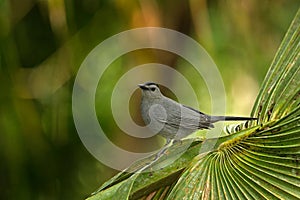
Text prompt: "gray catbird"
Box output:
[[139, 82, 256, 142]]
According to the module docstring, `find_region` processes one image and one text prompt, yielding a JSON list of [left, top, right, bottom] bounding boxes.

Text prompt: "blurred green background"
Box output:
[[0, 0, 299, 199]]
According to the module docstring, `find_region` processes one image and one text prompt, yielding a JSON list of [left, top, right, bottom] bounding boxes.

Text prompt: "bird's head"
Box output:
[[138, 82, 163, 99]]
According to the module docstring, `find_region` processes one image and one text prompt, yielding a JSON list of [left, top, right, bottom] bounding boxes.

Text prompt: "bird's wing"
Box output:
[[165, 115, 213, 130], [172, 105, 214, 129], [152, 102, 213, 130]]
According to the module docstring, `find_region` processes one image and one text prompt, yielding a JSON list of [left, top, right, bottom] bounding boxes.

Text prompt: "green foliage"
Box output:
[[89, 8, 300, 200], [1, 1, 299, 199]]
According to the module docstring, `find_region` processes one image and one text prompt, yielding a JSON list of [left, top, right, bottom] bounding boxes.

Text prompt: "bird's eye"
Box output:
[[150, 87, 156, 91]]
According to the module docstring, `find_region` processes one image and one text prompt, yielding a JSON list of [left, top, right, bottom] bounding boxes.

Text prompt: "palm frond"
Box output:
[[88, 8, 300, 200]]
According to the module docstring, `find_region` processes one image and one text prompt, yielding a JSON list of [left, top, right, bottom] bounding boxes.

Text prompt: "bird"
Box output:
[[138, 82, 256, 143]]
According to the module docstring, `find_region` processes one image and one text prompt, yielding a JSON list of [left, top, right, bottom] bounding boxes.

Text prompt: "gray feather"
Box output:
[[139, 82, 256, 140]]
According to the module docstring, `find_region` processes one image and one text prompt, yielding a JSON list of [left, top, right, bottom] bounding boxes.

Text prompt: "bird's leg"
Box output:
[[136, 138, 174, 173], [172, 139, 183, 145], [153, 138, 173, 161]]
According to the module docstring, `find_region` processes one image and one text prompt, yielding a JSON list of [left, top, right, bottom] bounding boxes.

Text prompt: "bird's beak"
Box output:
[[138, 84, 148, 90]]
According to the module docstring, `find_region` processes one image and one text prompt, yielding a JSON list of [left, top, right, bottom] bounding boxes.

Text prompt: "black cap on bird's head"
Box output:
[[138, 82, 162, 98], [138, 82, 159, 90]]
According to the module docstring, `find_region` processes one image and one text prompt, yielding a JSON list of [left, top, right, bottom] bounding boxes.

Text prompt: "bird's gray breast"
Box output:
[[141, 98, 167, 134]]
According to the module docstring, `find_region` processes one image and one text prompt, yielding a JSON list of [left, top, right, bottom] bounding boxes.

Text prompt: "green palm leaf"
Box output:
[[88, 8, 300, 200]]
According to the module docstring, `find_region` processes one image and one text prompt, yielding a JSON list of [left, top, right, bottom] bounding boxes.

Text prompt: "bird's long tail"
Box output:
[[210, 116, 257, 123]]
